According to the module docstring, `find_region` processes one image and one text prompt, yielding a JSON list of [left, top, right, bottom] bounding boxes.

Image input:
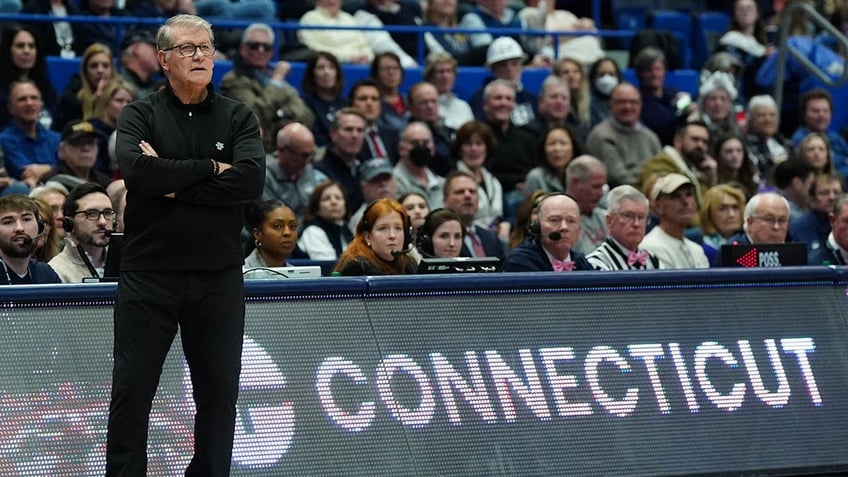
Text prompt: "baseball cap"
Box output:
[[62, 120, 98, 143], [120, 30, 156, 52], [651, 173, 693, 200], [486, 37, 526, 66], [358, 158, 394, 182]]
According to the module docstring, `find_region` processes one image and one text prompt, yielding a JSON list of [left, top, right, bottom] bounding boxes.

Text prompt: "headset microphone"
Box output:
[[20, 232, 45, 246], [547, 231, 562, 241], [391, 243, 415, 257]]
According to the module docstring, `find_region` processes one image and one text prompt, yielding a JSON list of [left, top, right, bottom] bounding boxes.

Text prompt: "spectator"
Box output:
[[699, 71, 743, 141], [508, 190, 546, 250], [730, 191, 791, 244], [470, 37, 538, 128], [42, 120, 111, 190], [298, 180, 352, 261], [349, 78, 400, 164], [587, 57, 622, 126], [300, 52, 347, 148], [244, 199, 299, 269], [587, 185, 661, 270], [633, 47, 693, 147], [553, 57, 595, 132], [809, 193, 848, 265], [106, 178, 126, 232], [789, 173, 842, 253], [716, 0, 770, 71], [400, 191, 429, 246], [525, 125, 580, 196], [460, 0, 547, 65], [263, 122, 327, 221], [73, 0, 125, 56], [393, 121, 445, 209], [131, 0, 275, 23], [29, 182, 67, 239], [503, 193, 593, 271], [424, 53, 474, 131], [56, 43, 114, 130], [48, 182, 114, 282], [118, 30, 162, 100], [406, 82, 455, 177], [791, 89, 848, 176], [21, 0, 80, 58], [30, 195, 63, 262], [713, 133, 759, 199], [349, 158, 398, 233], [698, 184, 746, 263], [797, 131, 837, 176], [417, 207, 464, 258], [566, 155, 608, 254], [522, 75, 583, 140], [423, 0, 477, 65], [744, 94, 790, 180], [370, 52, 408, 127], [0, 25, 57, 130], [640, 173, 710, 269], [220, 23, 315, 153], [334, 198, 416, 275], [315, 107, 366, 214], [298, 0, 374, 65], [0, 81, 61, 188], [443, 171, 505, 259], [586, 83, 662, 188], [0, 194, 61, 284], [452, 120, 504, 229], [639, 121, 717, 208], [355, 0, 423, 66], [773, 158, 815, 223], [89, 79, 136, 176]]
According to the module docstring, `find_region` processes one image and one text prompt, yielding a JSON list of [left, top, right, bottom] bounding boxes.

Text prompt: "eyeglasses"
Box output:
[[617, 212, 648, 224], [753, 215, 789, 227], [163, 43, 216, 58], [245, 41, 273, 52], [74, 209, 117, 221], [283, 146, 315, 162]]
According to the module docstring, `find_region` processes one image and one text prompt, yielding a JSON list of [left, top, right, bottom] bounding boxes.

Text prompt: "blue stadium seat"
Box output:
[[649, 10, 693, 69], [693, 11, 731, 70]]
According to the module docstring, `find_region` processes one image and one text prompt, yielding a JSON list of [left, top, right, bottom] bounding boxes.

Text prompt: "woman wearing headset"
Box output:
[[333, 198, 416, 276]]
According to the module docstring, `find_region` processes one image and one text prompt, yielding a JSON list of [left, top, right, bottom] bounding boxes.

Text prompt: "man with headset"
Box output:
[[503, 192, 593, 272], [0, 194, 61, 284], [48, 182, 114, 282]]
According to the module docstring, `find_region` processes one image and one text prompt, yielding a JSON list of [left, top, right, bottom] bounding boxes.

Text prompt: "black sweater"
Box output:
[[116, 83, 265, 271]]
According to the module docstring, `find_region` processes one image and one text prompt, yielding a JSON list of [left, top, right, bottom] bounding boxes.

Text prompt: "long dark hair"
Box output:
[[712, 133, 758, 199], [0, 24, 54, 101], [301, 51, 344, 98]]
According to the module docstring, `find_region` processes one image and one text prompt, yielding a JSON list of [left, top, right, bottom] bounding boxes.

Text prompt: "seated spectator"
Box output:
[[0, 194, 61, 284], [29, 182, 67, 240], [263, 122, 327, 221], [699, 71, 743, 141], [553, 57, 596, 133], [333, 198, 417, 275], [525, 125, 581, 196], [566, 155, 608, 254], [521, 75, 584, 140], [42, 120, 111, 190], [300, 52, 347, 148], [416, 207, 464, 258], [587, 57, 622, 126], [316, 107, 367, 215], [633, 47, 694, 147], [797, 132, 837, 176], [508, 190, 546, 250], [698, 184, 746, 263], [406, 82, 455, 177], [349, 158, 397, 234], [220, 23, 315, 153], [72, 0, 125, 56], [244, 199, 300, 269], [349, 79, 400, 164], [370, 52, 408, 127], [791, 89, 848, 177], [132, 0, 275, 25], [21, 0, 80, 58], [470, 37, 538, 128], [393, 122, 445, 209], [460, 0, 548, 65], [0, 81, 61, 188], [354, 0, 420, 67], [0, 25, 57, 130], [423, 0, 478, 65], [400, 191, 430, 255], [773, 158, 816, 223], [744, 94, 790, 181], [452, 120, 504, 229], [586, 83, 662, 188], [729, 191, 791, 245], [521, 2, 603, 65], [443, 171, 504, 259], [640, 173, 710, 269], [716, 0, 770, 72], [503, 193, 593, 272], [31, 195, 63, 262], [117, 31, 162, 100], [106, 178, 126, 232], [809, 193, 848, 265], [713, 133, 760, 199], [48, 182, 114, 282], [789, 173, 843, 253], [56, 43, 115, 131], [89, 79, 135, 176], [298, 180, 352, 261], [587, 185, 662, 270], [424, 53, 474, 131], [298, 0, 374, 65]]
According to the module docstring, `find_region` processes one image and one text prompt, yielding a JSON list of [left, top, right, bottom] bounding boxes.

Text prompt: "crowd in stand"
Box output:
[[4, 0, 848, 283]]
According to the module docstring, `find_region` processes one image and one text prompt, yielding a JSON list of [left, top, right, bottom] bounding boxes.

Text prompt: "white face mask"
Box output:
[[594, 74, 619, 96]]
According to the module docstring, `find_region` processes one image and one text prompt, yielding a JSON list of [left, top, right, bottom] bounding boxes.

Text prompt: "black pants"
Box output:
[[105, 268, 244, 476]]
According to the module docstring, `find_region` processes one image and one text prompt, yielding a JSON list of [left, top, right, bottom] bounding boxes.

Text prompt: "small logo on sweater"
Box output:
[[215, 142, 224, 151]]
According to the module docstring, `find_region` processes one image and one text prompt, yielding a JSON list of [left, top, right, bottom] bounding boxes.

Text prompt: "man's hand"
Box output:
[[271, 61, 291, 82], [699, 154, 718, 186], [21, 164, 51, 189]]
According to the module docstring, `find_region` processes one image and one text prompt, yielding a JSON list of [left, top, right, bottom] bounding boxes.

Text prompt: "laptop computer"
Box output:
[[719, 242, 807, 268], [417, 257, 500, 274], [243, 266, 322, 279]]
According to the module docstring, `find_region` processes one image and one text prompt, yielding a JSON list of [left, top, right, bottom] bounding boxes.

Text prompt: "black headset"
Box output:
[[416, 208, 463, 256], [61, 183, 115, 233], [357, 199, 413, 251], [527, 192, 577, 237]]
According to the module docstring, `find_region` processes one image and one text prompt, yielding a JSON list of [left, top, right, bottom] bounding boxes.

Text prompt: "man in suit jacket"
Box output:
[[810, 194, 848, 265], [503, 193, 593, 271], [443, 171, 505, 259]]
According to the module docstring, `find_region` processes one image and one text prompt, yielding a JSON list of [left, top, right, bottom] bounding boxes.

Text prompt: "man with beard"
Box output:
[[392, 122, 444, 209], [0, 195, 61, 284], [638, 120, 717, 209], [48, 182, 114, 282]]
